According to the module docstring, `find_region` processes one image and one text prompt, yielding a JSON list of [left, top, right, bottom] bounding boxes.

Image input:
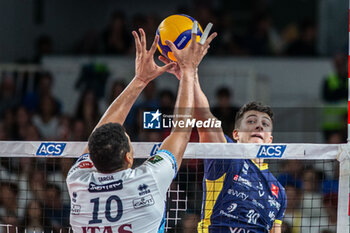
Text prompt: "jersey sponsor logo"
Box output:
[[71, 204, 81, 215], [78, 161, 94, 169], [271, 183, 279, 198], [143, 110, 162, 129], [256, 182, 265, 197], [268, 195, 281, 211], [227, 202, 237, 213], [233, 175, 252, 188], [242, 162, 249, 174], [76, 154, 89, 162], [98, 175, 114, 182], [148, 155, 163, 164], [220, 210, 238, 219], [229, 228, 251, 233], [133, 194, 155, 209], [81, 225, 132, 233], [36, 143, 66, 156], [227, 189, 248, 200], [150, 143, 161, 156], [269, 211, 276, 222], [252, 199, 265, 209], [88, 180, 123, 193], [138, 184, 151, 196], [256, 145, 286, 158]]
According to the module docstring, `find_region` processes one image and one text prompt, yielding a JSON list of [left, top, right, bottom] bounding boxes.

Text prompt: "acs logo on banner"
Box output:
[[257, 145, 286, 158], [36, 143, 66, 156], [143, 110, 162, 129]]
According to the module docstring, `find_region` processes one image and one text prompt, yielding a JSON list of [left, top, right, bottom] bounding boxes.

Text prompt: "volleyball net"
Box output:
[[0, 141, 348, 233]]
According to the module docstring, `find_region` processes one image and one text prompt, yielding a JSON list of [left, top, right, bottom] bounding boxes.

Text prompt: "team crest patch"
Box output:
[[148, 155, 163, 164], [271, 183, 279, 198]]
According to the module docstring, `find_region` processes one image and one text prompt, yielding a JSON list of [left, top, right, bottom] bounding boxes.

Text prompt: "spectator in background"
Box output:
[[211, 87, 239, 137], [13, 106, 31, 140], [70, 119, 89, 141], [22, 72, 61, 114], [301, 168, 325, 218], [32, 96, 60, 140], [285, 18, 317, 56], [33, 35, 53, 63], [0, 75, 17, 118], [283, 184, 303, 233], [106, 79, 127, 106], [74, 29, 103, 55], [0, 182, 21, 219], [44, 184, 70, 231], [1, 108, 16, 140], [103, 11, 132, 54], [159, 89, 175, 116], [243, 11, 281, 55], [0, 212, 19, 233], [21, 200, 51, 233], [173, 213, 201, 233], [320, 193, 337, 233], [322, 53, 348, 102], [75, 89, 100, 135], [47, 158, 75, 205]]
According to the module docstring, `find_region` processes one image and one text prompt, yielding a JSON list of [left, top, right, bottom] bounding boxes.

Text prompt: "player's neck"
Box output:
[[252, 158, 265, 167]]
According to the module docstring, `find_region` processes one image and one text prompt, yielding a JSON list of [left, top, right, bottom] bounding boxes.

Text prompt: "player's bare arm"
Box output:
[[159, 22, 217, 169], [158, 25, 224, 143], [271, 223, 282, 233], [83, 29, 175, 154]]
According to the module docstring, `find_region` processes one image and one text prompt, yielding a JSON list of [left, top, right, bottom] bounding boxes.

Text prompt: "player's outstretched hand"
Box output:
[[165, 22, 217, 72], [132, 28, 176, 84], [158, 55, 182, 80]]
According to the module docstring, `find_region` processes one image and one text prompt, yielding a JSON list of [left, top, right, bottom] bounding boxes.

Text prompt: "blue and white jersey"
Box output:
[[198, 137, 287, 233], [66, 150, 177, 233]]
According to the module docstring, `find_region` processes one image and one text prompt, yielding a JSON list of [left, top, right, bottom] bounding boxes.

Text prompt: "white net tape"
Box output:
[[0, 141, 344, 159], [0, 141, 349, 233]]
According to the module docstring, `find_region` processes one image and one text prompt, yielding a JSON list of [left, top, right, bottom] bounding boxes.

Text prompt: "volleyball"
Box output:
[[156, 14, 203, 61]]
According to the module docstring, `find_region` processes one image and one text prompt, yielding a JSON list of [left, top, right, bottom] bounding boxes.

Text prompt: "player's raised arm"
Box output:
[[83, 29, 175, 153], [159, 22, 217, 168], [159, 24, 225, 143]]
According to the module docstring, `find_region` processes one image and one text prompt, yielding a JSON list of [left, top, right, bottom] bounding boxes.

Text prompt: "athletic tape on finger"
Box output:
[[192, 21, 198, 34], [199, 23, 213, 45]]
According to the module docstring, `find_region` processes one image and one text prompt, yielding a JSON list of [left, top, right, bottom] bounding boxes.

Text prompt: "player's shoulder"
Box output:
[[67, 153, 95, 181]]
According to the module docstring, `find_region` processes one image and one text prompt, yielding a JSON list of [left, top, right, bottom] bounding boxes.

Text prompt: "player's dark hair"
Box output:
[[234, 101, 274, 129], [88, 123, 130, 173]]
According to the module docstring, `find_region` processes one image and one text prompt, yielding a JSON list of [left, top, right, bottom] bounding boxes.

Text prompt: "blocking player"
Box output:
[[160, 55, 286, 233], [66, 25, 217, 233]]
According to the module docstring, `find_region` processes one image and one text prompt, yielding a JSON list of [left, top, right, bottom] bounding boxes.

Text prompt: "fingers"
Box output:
[[132, 30, 141, 55], [190, 21, 198, 46], [203, 32, 217, 47], [139, 28, 146, 50], [149, 35, 159, 55], [165, 40, 178, 54], [199, 23, 213, 45], [158, 55, 170, 65]]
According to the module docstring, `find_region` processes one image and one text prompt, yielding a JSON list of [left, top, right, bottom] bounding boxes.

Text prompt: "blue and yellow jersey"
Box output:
[[198, 137, 287, 233]]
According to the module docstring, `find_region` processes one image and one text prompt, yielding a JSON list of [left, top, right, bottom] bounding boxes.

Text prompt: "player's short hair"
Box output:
[[88, 123, 130, 173], [234, 101, 274, 129]]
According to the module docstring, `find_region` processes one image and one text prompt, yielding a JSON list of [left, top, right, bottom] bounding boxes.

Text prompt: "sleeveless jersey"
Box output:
[[66, 149, 177, 233]]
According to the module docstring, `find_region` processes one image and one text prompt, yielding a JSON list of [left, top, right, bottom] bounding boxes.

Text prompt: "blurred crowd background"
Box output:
[[0, 0, 348, 232]]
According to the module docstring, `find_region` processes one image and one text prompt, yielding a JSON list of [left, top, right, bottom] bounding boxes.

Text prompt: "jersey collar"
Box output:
[[250, 159, 268, 170]]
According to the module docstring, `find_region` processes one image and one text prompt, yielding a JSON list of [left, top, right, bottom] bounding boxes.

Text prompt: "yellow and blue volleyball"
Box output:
[[156, 14, 203, 61]]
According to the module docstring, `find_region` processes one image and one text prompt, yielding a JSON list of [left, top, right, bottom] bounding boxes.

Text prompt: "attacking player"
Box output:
[[66, 24, 217, 233], [160, 49, 286, 233]]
